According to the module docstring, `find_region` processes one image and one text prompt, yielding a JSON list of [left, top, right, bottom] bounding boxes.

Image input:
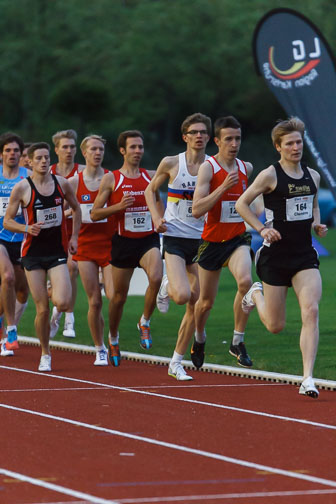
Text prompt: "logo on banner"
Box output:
[[263, 37, 321, 89]]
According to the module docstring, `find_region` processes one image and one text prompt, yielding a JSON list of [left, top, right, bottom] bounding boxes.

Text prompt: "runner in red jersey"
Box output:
[[91, 130, 163, 366], [191, 116, 254, 370], [70, 135, 114, 366], [4, 142, 81, 372], [49, 129, 85, 340]]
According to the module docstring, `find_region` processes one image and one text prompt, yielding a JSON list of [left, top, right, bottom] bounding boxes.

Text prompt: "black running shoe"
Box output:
[[191, 339, 205, 369], [229, 342, 253, 368]]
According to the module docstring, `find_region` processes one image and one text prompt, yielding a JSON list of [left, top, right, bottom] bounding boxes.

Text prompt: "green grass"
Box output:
[[19, 229, 336, 381]]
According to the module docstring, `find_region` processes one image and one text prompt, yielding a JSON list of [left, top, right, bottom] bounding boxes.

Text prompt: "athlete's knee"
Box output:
[[197, 297, 214, 313], [1, 269, 15, 288], [265, 319, 285, 334], [147, 273, 162, 291], [301, 302, 319, 325], [237, 275, 252, 295], [88, 297, 103, 312], [69, 260, 79, 278], [172, 290, 190, 306], [112, 291, 127, 307]]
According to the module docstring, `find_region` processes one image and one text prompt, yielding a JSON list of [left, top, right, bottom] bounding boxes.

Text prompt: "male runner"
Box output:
[[236, 117, 327, 398], [4, 142, 81, 371], [191, 116, 254, 369], [91, 130, 163, 366], [70, 135, 114, 366], [0, 132, 30, 356], [49, 129, 85, 339], [145, 112, 211, 380]]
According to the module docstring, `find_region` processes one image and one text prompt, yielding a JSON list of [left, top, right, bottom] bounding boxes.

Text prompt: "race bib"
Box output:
[[286, 195, 314, 221], [36, 206, 62, 228], [0, 197, 22, 217], [80, 203, 107, 224], [124, 211, 152, 232], [220, 201, 243, 223]]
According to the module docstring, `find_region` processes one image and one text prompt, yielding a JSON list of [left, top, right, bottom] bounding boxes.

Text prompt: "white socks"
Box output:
[[232, 330, 244, 345]]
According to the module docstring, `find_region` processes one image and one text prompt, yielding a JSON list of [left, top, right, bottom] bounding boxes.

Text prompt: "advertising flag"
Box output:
[[253, 8, 336, 197]]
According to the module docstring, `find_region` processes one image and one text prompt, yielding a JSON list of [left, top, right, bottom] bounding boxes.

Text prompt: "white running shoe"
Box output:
[[50, 307, 62, 339], [63, 320, 75, 338], [156, 274, 170, 313], [94, 348, 108, 366], [242, 282, 263, 314], [168, 362, 193, 381], [1, 340, 14, 357], [38, 354, 51, 372], [299, 376, 319, 398]]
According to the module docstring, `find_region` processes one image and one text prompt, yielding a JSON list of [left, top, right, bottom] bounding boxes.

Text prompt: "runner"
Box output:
[[70, 135, 114, 366], [4, 142, 81, 371], [0, 132, 30, 356], [49, 129, 85, 339], [236, 117, 327, 398], [191, 116, 254, 369], [91, 130, 163, 366], [145, 112, 211, 380]]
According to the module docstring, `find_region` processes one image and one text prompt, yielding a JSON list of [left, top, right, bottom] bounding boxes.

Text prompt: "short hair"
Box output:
[[80, 134, 106, 153], [23, 142, 32, 150], [52, 129, 78, 148], [117, 130, 144, 150], [181, 113, 212, 135], [27, 142, 50, 160], [0, 132, 24, 154], [271, 117, 305, 147], [214, 116, 241, 138]]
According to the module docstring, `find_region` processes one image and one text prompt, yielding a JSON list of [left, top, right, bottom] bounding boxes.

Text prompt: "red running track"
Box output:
[[0, 344, 336, 504]]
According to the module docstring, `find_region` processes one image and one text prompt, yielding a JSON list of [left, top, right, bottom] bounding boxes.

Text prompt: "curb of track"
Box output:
[[18, 335, 336, 391]]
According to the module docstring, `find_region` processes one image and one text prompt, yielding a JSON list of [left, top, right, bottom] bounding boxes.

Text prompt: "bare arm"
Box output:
[[4, 180, 44, 236], [90, 172, 135, 222], [192, 161, 240, 218], [144, 158, 173, 233], [58, 177, 81, 254], [235, 166, 282, 242], [309, 168, 328, 238]]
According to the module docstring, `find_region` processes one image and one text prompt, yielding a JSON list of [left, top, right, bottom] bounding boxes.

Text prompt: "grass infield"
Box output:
[[19, 229, 336, 381]]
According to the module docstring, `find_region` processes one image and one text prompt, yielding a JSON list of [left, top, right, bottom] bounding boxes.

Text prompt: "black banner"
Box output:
[[253, 8, 336, 198]]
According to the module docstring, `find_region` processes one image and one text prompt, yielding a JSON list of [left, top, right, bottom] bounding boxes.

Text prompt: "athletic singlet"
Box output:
[[21, 175, 68, 258], [263, 162, 317, 252], [50, 163, 80, 178], [0, 166, 29, 242], [202, 157, 248, 242], [112, 168, 154, 238], [164, 152, 209, 239], [75, 170, 114, 253]]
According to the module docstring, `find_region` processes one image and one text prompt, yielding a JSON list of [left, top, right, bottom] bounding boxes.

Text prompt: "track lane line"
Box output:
[[1, 403, 336, 489], [1, 365, 335, 431]]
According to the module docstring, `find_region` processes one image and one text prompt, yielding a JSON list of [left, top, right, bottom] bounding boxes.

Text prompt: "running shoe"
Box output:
[[63, 317, 75, 338], [137, 321, 152, 349], [168, 362, 193, 381], [190, 338, 205, 369], [38, 354, 51, 372], [156, 274, 170, 313], [6, 327, 19, 350], [242, 282, 263, 314], [50, 307, 62, 339], [229, 342, 253, 367], [299, 376, 319, 398], [94, 348, 108, 366], [108, 341, 121, 367], [1, 340, 14, 357]]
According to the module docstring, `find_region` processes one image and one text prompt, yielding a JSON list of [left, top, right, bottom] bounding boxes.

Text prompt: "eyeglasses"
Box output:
[[185, 130, 209, 136]]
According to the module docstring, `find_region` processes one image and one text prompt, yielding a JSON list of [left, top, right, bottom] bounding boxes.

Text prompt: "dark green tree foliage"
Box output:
[[0, 0, 334, 169]]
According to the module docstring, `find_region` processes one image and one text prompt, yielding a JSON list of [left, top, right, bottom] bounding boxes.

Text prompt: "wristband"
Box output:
[[25, 224, 29, 233], [258, 226, 266, 234]]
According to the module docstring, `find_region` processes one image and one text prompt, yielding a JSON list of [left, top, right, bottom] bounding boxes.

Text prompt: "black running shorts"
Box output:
[[162, 235, 200, 265], [111, 232, 160, 269], [195, 232, 252, 271], [21, 254, 68, 271]]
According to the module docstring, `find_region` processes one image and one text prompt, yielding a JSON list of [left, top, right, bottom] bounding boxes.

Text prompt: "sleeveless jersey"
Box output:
[[50, 163, 80, 239], [21, 175, 68, 258], [73, 170, 114, 258], [263, 162, 317, 253], [0, 166, 29, 242], [111, 168, 154, 238], [164, 152, 209, 239], [50, 163, 80, 178], [202, 157, 248, 242]]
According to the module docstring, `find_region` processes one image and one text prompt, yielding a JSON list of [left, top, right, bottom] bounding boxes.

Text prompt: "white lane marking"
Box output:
[[116, 488, 336, 502], [0, 387, 105, 393], [1, 365, 335, 431], [0, 468, 117, 504], [131, 383, 287, 389], [1, 403, 336, 490]]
